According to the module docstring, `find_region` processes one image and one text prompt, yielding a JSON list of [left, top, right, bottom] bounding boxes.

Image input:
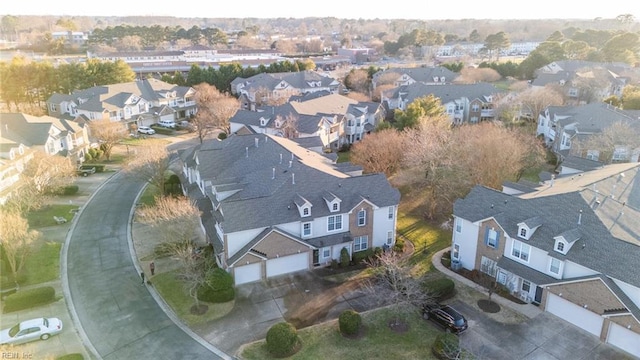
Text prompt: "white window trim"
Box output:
[[487, 229, 498, 248], [453, 244, 460, 260], [455, 218, 462, 233], [388, 206, 394, 220], [549, 258, 561, 275], [327, 214, 343, 232], [322, 248, 330, 258], [302, 222, 312, 237], [387, 231, 394, 245], [354, 235, 369, 252], [357, 209, 366, 226], [511, 240, 530, 262]]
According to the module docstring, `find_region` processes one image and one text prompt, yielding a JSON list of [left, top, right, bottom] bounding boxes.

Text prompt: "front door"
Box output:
[[533, 286, 543, 305], [312, 249, 319, 266]]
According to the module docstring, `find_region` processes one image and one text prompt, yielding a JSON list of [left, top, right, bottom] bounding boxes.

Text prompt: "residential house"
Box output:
[[536, 102, 640, 163], [0, 113, 90, 203], [452, 163, 640, 357], [231, 70, 340, 110], [371, 66, 459, 91], [230, 93, 385, 148], [532, 60, 635, 104], [179, 134, 400, 285], [46, 79, 197, 128], [382, 82, 503, 125]]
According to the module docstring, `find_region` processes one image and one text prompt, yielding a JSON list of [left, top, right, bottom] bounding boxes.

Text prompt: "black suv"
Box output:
[[422, 303, 468, 334]]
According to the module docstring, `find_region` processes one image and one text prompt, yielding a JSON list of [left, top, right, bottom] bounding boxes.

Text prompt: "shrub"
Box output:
[[198, 268, 235, 303], [218, 132, 227, 140], [424, 278, 456, 301], [330, 259, 339, 270], [266, 322, 300, 357], [340, 247, 350, 267], [84, 153, 93, 162], [3, 286, 56, 313], [432, 333, 460, 359], [61, 185, 79, 195], [339, 309, 362, 336], [352, 248, 375, 264], [393, 237, 405, 252]]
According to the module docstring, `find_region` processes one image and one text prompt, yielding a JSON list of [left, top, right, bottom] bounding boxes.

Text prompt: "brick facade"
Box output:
[[254, 231, 311, 259], [348, 201, 374, 250], [474, 219, 506, 276]]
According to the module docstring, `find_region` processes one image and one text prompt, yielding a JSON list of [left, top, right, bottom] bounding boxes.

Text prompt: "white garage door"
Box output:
[[607, 322, 640, 358], [234, 262, 262, 285], [546, 293, 603, 337], [266, 253, 308, 278]]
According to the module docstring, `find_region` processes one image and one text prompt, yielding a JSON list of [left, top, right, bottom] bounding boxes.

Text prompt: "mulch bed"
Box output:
[[477, 299, 501, 313]]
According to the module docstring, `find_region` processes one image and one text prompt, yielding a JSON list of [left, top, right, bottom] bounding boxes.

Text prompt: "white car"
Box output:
[[157, 119, 176, 128], [0, 317, 63, 345], [137, 126, 156, 135]]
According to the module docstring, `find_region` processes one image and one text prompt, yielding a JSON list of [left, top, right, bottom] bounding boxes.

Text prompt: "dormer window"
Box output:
[[517, 217, 542, 240], [295, 194, 312, 217], [332, 203, 339, 211], [323, 191, 341, 212], [303, 207, 310, 216], [556, 242, 565, 252], [553, 228, 581, 255], [519, 228, 527, 238]]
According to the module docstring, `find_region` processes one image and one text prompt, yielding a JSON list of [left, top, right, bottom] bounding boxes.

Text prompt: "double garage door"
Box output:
[[546, 293, 603, 337], [234, 253, 309, 285]]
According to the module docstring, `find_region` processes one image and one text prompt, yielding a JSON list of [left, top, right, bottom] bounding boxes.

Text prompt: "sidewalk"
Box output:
[[431, 248, 542, 319]]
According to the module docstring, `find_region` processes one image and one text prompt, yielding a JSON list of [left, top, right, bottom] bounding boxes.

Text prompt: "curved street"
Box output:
[[63, 168, 229, 360]]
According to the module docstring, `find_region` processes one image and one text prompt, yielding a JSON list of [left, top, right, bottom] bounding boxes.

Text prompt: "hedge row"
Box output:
[[3, 286, 56, 313]]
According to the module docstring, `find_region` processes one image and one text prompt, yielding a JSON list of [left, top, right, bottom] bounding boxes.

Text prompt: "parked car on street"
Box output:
[[137, 126, 156, 135], [422, 303, 468, 334], [0, 317, 63, 345]]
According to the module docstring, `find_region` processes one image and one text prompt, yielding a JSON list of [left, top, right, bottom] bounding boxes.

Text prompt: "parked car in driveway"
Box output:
[[422, 303, 468, 334], [0, 317, 63, 345], [158, 119, 176, 128], [137, 126, 156, 135], [76, 165, 96, 177]]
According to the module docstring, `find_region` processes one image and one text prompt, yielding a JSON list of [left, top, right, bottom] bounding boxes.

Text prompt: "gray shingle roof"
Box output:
[[455, 185, 640, 288], [391, 82, 503, 106], [190, 134, 400, 234], [549, 103, 640, 133]]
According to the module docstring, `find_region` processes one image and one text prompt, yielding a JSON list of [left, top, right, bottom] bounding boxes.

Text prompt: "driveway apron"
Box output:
[[65, 171, 225, 360]]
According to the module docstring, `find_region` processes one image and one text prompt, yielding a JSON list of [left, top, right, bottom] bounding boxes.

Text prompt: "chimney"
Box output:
[[292, 173, 295, 184], [272, 167, 275, 179], [578, 209, 583, 225], [245, 146, 249, 158]]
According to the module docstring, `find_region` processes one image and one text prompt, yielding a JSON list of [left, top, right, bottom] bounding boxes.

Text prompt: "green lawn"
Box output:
[[240, 308, 438, 360], [22, 241, 62, 286], [337, 151, 350, 163], [26, 204, 79, 228], [152, 269, 234, 326], [138, 185, 160, 206]]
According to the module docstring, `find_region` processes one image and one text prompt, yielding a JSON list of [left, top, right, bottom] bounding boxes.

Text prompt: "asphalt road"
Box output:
[[64, 170, 227, 360]]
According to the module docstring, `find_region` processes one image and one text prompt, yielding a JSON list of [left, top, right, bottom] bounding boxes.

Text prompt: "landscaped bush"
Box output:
[[218, 132, 227, 140], [198, 268, 235, 303], [266, 322, 300, 357], [339, 309, 362, 336], [340, 247, 351, 267], [3, 286, 56, 313], [432, 333, 460, 359], [352, 248, 375, 264], [423, 278, 456, 301], [393, 237, 405, 252], [150, 125, 173, 135], [60, 185, 79, 195]]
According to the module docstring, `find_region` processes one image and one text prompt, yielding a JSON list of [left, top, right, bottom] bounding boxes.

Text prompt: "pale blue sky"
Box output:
[[4, 1, 640, 20]]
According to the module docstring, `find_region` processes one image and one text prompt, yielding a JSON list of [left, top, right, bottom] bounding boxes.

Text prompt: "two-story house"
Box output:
[[532, 60, 634, 104], [452, 162, 640, 357], [46, 79, 197, 127], [179, 134, 400, 285], [382, 82, 503, 125], [231, 70, 340, 110], [536, 103, 640, 164], [371, 66, 459, 91]]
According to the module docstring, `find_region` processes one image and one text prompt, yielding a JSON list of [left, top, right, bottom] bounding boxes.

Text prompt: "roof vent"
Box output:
[[255, 138, 259, 148], [292, 173, 295, 184], [578, 209, 582, 225], [272, 168, 275, 179], [245, 147, 249, 158], [289, 160, 292, 168], [280, 153, 283, 164]]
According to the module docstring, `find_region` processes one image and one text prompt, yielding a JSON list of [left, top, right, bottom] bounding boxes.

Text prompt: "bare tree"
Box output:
[[279, 113, 299, 139], [573, 122, 640, 163], [6, 151, 76, 213], [88, 119, 128, 161], [350, 128, 406, 176], [193, 83, 240, 142], [344, 68, 370, 94], [0, 209, 40, 285], [364, 251, 435, 329], [125, 141, 171, 195], [515, 85, 564, 121]]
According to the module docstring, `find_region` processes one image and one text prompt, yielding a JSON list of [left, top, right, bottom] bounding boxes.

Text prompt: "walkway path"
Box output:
[[63, 169, 231, 360]]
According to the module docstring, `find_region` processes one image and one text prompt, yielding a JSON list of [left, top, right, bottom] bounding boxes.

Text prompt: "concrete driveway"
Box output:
[[450, 300, 632, 360]]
